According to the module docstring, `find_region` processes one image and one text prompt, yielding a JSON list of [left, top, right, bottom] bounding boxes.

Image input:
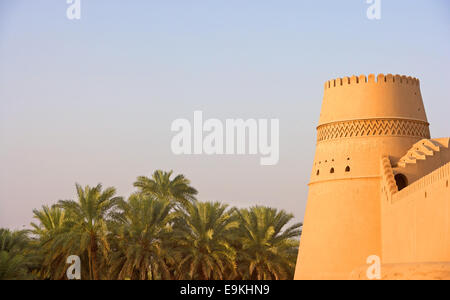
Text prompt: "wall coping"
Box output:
[[391, 162, 450, 203]]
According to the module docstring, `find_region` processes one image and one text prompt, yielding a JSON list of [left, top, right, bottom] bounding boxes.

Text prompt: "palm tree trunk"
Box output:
[[90, 235, 98, 280], [87, 248, 93, 280], [92, 249, 98, 280]]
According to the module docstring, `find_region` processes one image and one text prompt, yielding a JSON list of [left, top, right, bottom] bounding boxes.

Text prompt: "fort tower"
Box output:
[[294, 74, 432, 279]]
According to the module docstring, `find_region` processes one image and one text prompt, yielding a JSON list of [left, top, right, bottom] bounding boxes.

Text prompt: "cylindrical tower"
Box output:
[[294, 74, 430, 279]]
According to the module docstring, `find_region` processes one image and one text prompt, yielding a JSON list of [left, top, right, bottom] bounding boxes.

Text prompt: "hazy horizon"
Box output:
[[1, 0, 450, 229]]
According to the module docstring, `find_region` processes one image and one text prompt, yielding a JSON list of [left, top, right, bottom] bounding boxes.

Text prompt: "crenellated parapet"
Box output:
[[296, 72, 450, 280], [324, 74, 420, 90], [319, 73, 427, 127]]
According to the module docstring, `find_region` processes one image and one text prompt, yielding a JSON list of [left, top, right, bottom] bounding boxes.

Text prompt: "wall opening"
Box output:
[[330, 168, 335, 174], [316, 170, 320, 176], [345, 166, 350, 172], [394, 174, 408, 191]]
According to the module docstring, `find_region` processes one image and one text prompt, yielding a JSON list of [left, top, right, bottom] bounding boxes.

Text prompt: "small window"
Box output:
[[316, 170, 320, 176], [394, 174, 408, 191], [330, 168, 335, 174], [345, 166, 350, 172]]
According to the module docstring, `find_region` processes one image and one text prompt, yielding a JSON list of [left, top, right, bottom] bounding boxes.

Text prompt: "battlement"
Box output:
[[318, 73, 427, 126], [324, 74, 420, 90], [297, 73, 449, 280]]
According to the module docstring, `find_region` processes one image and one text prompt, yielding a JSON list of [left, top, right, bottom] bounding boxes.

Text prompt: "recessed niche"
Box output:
[[394, 173, 408, 191]]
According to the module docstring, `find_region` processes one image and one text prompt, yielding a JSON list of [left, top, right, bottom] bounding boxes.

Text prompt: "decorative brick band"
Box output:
[[317, 118, 430, 142]]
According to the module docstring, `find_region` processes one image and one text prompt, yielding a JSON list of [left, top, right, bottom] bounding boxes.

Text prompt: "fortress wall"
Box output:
[[295, 74, 431, 279], [382, 163, 450, 263], [311, 137, 422, 183], [296, 177, 381, 279], [296, 136, 419, 279]]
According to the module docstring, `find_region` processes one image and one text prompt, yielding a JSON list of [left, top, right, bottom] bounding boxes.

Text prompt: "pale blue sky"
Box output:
[[1, 0, 449, 228]]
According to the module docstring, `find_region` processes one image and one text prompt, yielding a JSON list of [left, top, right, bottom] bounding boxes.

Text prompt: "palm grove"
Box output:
[[0, 170, 302, 280]]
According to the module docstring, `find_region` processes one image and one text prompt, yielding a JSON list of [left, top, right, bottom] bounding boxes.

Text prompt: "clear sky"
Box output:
[[1, 0, 449, 228]]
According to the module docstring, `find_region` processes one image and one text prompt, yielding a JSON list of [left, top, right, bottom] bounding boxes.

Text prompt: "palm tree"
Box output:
[[31, 205, 70, 279], [108, 194, 177, 280], [173, 202, 238, 280], [0, 229, 30, 253], [134, 170, 198, 207], [57, 183, 122, 280], [31, 205, 67, 238], [0, 229, 33, 280], [0, 251, 32, 280], [232, 206, 302, 280]]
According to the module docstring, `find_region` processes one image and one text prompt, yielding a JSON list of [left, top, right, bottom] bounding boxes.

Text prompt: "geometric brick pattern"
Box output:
[[317, 118, 430, 142]]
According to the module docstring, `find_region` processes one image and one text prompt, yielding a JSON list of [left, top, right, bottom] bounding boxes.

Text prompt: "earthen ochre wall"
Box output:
[[295, 74, 431, 279], [382, 163, 450, 264]]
